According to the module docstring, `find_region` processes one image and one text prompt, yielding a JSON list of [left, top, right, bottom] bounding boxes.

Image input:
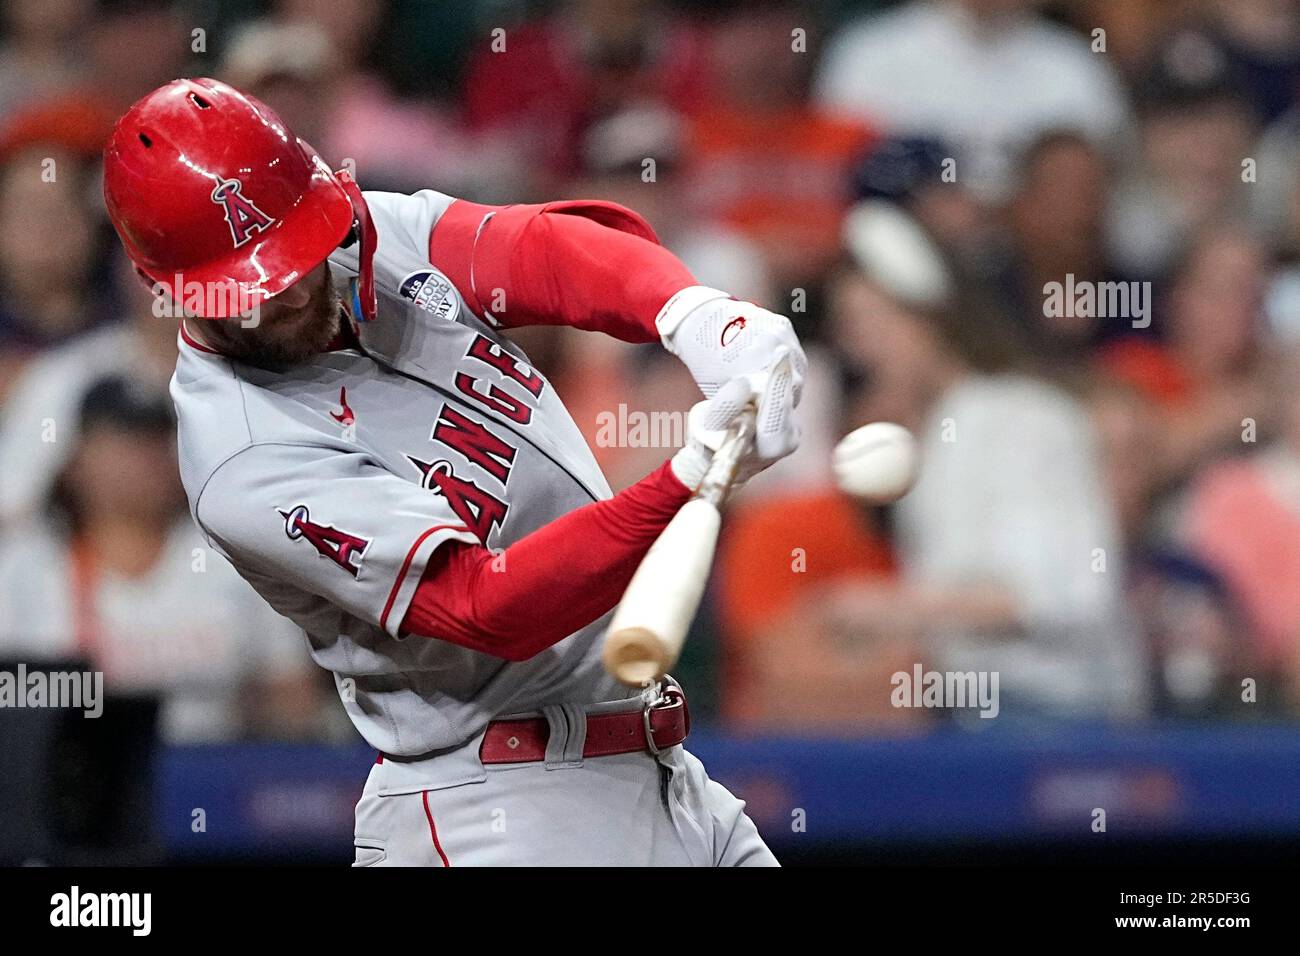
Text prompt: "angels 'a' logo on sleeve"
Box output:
[[279, 504, 371, 577]]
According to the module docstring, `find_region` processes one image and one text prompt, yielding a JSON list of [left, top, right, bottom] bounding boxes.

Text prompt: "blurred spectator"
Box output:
[[839, 203, 1140, 716], [815, 0, 1130, 200], [1129, 551, 1251, 718], [718, 202, 1145, 725], [232, 5, 511, 196], [1100, 226, 1277, 484], [83, 0, 191, 117], [220, 18, 337, 150], [851, 134, 992, 277], [275, 0, 381, 75], [685, 0, 874, 289], [1182, 347, 1300, 710], [1205, 0, 1300, 124], [0, 247, 176, 527], [0, 0, 193, 276], [1061, 1, 1201, 82], [0, 376, 328, 742], [462, 0, 709, 184], [0, 0, 91, 121], [0, 144, 109, 398], [1108, 30, 1260, 278], [1086, 375, 1166, 547], [994, 130, 1133, 360]]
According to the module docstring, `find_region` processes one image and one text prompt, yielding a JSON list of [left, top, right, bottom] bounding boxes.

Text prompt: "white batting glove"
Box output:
[[655, 286, 808, 410], [669, 356, 802, 491]]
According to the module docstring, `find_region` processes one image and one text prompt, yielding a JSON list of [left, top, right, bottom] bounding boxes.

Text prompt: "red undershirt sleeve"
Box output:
[[401, 461, 691, 660], [428, 198, 695, 343]]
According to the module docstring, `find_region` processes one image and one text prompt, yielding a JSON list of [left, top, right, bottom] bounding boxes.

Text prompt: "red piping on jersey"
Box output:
[[179, 320, 222, 354], [422, 790, 451, 867], [378, 523, 470, 632]]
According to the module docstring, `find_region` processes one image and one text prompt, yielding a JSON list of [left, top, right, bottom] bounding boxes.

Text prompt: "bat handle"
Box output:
[[601, 400, 762, 688], [697, 403, 757, 508], [603, 496, 723, 686]]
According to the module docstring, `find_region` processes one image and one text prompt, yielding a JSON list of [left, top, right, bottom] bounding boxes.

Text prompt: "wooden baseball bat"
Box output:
[[602, 402, 758, 687]]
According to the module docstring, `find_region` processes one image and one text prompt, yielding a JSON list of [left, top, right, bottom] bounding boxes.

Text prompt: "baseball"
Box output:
[[832, 422, 918, 503]]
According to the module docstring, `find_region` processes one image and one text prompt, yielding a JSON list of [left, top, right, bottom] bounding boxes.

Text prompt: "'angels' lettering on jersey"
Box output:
[[464, 334, 545, 398], [431, 404, 517, 485]]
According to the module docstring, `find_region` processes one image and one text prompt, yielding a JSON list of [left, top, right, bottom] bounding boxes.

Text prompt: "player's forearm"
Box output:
[[429, 198, 694, 343], [401, 461, 691, 659]]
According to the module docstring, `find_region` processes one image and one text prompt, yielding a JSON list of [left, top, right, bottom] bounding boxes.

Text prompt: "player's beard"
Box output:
[[195, 265, 344, 367]]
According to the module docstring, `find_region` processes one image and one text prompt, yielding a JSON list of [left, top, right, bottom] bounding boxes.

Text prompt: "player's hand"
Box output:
[[669, 353, 801, 491], [656, 286, 808, 414]]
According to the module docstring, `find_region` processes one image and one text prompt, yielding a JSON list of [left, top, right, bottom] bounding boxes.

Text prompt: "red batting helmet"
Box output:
[[102, 77, 375, 320]]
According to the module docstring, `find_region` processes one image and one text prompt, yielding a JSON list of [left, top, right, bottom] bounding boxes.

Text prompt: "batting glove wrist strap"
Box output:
[[654, 285, 732, 352], [659, 290, 807, 408]]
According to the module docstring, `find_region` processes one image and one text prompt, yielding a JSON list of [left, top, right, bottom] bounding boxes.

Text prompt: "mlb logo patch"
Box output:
[[399, 270, 460, 322]]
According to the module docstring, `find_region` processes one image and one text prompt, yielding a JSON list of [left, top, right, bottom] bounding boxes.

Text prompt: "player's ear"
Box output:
[[133, 267, 181, 316], [134, 266, 157, 292]]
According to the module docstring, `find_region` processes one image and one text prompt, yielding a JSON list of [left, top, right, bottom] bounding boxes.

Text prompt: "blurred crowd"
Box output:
[[1, 0, 1299, 741]]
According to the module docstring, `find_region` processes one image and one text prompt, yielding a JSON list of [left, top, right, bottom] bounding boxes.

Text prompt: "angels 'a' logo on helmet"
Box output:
[[211, 177, 275, 248]]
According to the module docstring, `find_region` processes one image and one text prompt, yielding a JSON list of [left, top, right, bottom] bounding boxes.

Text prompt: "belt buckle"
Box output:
[[641, 676, 683, 756]]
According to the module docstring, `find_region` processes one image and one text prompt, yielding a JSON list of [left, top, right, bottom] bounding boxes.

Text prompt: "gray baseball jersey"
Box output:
[[172, 189, 640, 769]]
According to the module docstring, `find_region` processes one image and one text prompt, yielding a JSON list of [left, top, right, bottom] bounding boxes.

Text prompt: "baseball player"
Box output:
[[102, 78, 806, 866]]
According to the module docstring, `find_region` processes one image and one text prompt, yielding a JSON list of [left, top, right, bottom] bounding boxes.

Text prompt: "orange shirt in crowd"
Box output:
[[685, 106, 874, 279], [718, 490, 896, 642], [1097, 337, 1193, 408], [717, 489, 899, 712]]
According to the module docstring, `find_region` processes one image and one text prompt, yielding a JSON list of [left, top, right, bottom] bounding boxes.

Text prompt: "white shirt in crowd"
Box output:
[[815, 0, 1130, 199], [0, 325, 148, 528], [895, 373, 1147, 716], [0, 517, 314, 742]]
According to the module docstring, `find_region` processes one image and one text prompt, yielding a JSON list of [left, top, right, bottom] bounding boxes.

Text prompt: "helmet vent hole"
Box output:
[[189, 92, 211, 109], [138, 133, 152, 148]]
